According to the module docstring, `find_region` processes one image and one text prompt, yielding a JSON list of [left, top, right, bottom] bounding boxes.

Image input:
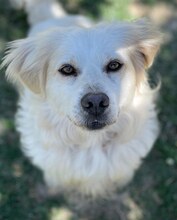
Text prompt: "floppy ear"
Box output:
[[133, 19, 162, 69], [122, 19, 162, 85], [108, 19, 162, 71], [2, 37, 48, 94]]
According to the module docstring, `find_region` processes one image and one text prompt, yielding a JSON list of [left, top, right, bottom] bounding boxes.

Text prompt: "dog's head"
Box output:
[[3, 19, 161, 130]]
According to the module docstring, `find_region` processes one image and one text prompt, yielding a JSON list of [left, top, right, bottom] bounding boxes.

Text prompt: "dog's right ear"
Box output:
[[2, 37, 48, 94]]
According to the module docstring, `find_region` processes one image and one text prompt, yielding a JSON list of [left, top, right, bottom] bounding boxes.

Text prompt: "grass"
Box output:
[[0, 0, 177, 219]]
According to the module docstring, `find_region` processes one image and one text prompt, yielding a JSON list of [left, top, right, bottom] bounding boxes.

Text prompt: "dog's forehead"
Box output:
[[59, 26, 127, 61]]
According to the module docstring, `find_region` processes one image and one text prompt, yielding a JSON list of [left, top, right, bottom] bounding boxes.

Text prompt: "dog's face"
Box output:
[[3, 20, 161, 130], [46, 28, 137, 130]]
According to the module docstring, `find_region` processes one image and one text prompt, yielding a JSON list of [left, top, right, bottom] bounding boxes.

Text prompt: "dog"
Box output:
[[2, 0, 161, 197]]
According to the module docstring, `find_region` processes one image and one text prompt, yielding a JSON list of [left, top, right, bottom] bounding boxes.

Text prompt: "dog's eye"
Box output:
[[106, 60, 123, 72], [59, 64, 77, 76]]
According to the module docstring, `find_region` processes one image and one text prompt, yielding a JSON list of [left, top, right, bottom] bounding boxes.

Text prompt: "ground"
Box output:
[[0, 0, 177, 220]]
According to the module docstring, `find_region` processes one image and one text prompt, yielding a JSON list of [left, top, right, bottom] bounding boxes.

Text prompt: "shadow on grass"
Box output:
[[0, 1, 28, 41], [60, 0, 111, 19], [0, 131, 67, 220]]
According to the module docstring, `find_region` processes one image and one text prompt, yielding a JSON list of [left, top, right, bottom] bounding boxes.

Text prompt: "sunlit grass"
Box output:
[[100, 0, 134, 21], [124, 195, 143, 220], [50, 207, 74, 220], [0, 119, 12, 136]]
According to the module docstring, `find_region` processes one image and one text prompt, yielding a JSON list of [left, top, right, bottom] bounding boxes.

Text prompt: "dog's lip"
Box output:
[[67, 115, 115, 131], [86, 119, 106, 130]]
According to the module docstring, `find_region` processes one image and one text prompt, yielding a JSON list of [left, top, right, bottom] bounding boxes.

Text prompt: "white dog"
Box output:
[[3, 0, 161, 197]]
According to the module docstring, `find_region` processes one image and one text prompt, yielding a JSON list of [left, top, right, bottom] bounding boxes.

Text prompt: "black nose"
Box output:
[[81, 93, 109, 116]]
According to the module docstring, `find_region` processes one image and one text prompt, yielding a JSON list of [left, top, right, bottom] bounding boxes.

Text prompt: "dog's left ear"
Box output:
[[132, 19, 162, 69], [2, 37, 48, 94], [109, 19, 162, 70]]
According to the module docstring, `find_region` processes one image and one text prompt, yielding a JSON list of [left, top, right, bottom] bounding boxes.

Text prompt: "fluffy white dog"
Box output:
[[3, 0, 161, 196]]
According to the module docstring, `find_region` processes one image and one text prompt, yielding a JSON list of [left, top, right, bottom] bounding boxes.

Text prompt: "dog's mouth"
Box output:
[[68, 114, 115, 131], [68, 116, 109, 130], [86, 119, 107, 130]]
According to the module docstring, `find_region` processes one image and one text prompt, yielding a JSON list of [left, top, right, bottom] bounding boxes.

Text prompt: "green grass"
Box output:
[[0, 0, 177, 220], [60, 0, 132, 20]]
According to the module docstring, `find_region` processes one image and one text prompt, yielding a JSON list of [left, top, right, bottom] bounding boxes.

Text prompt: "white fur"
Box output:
[[2, 0, 161, 196]]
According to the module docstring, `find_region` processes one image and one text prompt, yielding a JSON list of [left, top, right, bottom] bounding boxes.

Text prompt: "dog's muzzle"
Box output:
[[81, 93, 109, 130]]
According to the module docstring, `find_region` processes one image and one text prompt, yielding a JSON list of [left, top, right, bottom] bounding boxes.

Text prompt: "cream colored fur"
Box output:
[[2, 0, 161, 196]]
